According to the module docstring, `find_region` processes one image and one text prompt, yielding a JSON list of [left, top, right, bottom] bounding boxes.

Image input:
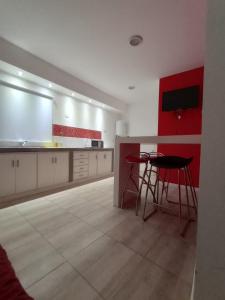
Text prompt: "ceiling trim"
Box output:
[[0, 37, 127, 112]]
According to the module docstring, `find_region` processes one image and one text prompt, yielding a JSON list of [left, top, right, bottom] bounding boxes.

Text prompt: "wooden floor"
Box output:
[[0, 177, 196, 300]]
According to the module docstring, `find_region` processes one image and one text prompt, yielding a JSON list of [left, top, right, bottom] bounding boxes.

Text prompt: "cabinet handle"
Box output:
[[52, 157, 54, 164], [55, 157, 57, 164], [11, 160, 15, 168], [16, 160, 19, 167], [104, 154, 106, 159], [96, 155, 98, 159]]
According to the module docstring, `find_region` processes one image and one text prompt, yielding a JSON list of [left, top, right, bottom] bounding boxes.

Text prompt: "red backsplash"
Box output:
[[157, 67, 204, 187], [53, 124, 102, 140]]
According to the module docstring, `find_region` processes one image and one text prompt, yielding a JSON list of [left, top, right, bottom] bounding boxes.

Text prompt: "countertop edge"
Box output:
[[0, 147, 114, 153]]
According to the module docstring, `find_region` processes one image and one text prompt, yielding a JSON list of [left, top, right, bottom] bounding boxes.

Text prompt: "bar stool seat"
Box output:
[[150, 156, 192, 169]]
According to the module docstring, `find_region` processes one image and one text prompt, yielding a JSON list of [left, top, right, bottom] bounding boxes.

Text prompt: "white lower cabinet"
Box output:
[[54, 152, 69, 185], [15, 153, 37, 193], [0, 149, 112, 199], [38, 152, 69, 188], [0, 154, 16, 197], [89, 151, 98, 177], [0, 153, 37, 197], [73, 150, 113, 181], [97, 151, 112, 175]]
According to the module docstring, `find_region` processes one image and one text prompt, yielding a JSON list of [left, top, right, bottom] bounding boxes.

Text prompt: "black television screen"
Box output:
[[162, 85, 199, 111]]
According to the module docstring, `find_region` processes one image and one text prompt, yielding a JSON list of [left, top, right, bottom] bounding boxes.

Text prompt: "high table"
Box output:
[[113, 134, 201, 207]]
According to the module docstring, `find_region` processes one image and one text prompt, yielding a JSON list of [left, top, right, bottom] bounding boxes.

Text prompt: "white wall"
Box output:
[[126, 79, 159, 153], [53, 94, 122, 148], [194, 1, 225, 299], [0, 71, 122, 148], [0, 83, 52, 143]]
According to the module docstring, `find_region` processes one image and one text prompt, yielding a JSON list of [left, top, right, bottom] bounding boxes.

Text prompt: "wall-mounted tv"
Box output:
[[162, 85, 199, 111]]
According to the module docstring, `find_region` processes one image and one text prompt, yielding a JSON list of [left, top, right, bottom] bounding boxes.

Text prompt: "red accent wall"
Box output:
[[157, 67, 204, 187], [53, 124, 102, 140]]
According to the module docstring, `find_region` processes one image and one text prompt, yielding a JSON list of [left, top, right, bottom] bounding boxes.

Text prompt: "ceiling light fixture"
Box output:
[[71, 92, 75, 96], [18, 71, 23, 76], [129, 35, 143, 47], [89, 99, 92, 103], [48, 83, 52, 88]]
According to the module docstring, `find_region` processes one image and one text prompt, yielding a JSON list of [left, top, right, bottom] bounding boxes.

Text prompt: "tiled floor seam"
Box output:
[[144, 254, 193, 287], [62, 256, 106, 300]]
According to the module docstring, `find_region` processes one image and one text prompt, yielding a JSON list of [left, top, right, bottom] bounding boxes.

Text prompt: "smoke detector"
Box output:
[[129, 35, 143, 46]]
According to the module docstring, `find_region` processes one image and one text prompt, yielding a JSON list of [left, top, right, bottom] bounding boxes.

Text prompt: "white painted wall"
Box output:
[[194, 1, 225, 299], [0, 83, 52, 142], [0, 71, 122, 148], [126, 79, 159, 153], [53, 94, 122, 148]]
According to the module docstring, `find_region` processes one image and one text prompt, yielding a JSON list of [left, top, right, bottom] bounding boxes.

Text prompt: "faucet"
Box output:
[[20, 140, 28, 147]]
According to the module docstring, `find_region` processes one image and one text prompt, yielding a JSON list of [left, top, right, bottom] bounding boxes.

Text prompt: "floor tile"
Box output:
[[67, 235, 116, 273], [107, 217, 162, 256], [54, 276, 102, 300], [146, 233, 196, 284], [27, 263, 78, 300], [110, 258, 191, 300], [0, 222, 42, 251], [16, 251, 65, 289], [83, 242, 135, 293]]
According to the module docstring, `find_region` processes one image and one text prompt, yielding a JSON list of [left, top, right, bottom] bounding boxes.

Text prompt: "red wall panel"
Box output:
[[53, 124, 102, 140], [157, 67, 204, 187]]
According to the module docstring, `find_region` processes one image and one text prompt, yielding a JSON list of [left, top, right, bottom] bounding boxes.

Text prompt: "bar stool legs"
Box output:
[[121, 160, 150, 216], [143, 157, 198, 236]]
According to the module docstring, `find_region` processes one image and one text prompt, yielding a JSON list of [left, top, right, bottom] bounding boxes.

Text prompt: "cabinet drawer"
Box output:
[[74, 165, 88, 173], [73, 158, 89, 166], [73, 152, 89, 159], [73, 171, 88, 180]]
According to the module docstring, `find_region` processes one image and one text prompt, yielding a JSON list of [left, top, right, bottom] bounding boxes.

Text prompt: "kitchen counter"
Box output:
[[0, 147, 114, 206], [0, 147, 114, 153]]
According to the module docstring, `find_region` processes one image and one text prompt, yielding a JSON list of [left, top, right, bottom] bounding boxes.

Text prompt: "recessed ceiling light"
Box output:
[[129, 35, 143, 47], [71, 92, 75, 96], [18, 71, 23, 76], [128, 85, 135, 90], [48, 83, 52, 88], [89, 99, 92, 103]]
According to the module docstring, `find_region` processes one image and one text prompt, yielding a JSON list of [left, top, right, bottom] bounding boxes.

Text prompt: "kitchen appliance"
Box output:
[[91, 140, 104, 148]]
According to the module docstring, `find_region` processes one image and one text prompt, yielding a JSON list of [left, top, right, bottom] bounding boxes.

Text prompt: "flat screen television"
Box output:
[[162, 85, 199, 111]]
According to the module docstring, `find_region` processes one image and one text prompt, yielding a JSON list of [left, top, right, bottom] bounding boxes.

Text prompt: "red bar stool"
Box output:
[[121, 152, 156, 216], [143, 155, 198, 236]]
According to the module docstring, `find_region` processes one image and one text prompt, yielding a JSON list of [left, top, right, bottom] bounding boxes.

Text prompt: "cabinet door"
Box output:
[[104, 151, 113, 173], [37, 153, 54, 188], [54, 152, 69, 185], [89, 151, 98, 177], [97, 151, 112, 175], [0, 154, 16, 197], [15, 153, 37, 193], [97, 152, 106, 175]]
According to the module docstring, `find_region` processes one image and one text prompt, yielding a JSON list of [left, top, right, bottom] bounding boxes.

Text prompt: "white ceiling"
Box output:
[[0, 60, 119, 112], [0, 0, 206, 104]]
